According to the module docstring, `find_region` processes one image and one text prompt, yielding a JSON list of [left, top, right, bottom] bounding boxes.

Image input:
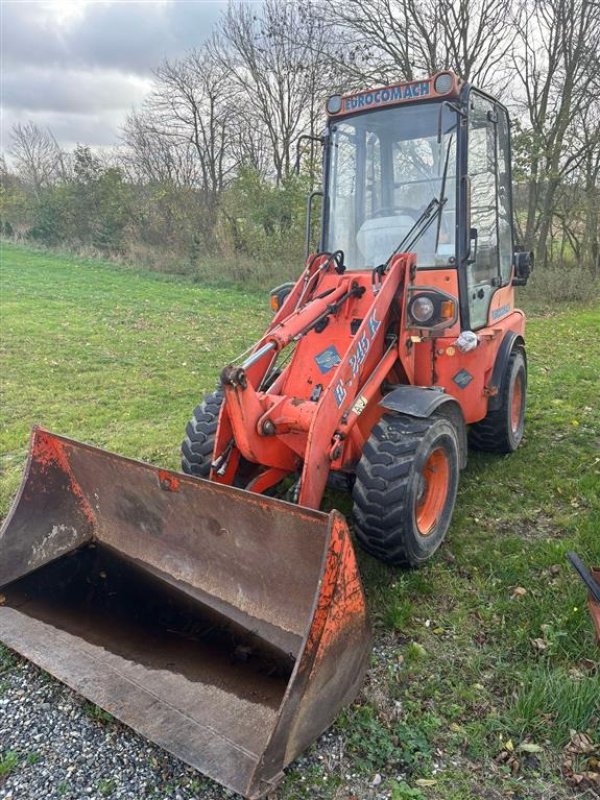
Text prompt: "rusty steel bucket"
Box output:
[[0, 428, 371, 799]]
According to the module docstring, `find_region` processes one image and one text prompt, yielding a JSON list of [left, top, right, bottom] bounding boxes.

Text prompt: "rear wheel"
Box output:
[[181, 389, 223, 477], [469, 348, 526, 453], [352, 414, 460, 567]]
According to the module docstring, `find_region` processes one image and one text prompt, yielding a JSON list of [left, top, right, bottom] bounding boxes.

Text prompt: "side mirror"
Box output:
[[512, 250, 533, 286]]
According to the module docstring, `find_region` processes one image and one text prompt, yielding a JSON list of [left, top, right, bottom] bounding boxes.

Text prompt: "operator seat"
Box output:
[[356, 213, 415, 267]]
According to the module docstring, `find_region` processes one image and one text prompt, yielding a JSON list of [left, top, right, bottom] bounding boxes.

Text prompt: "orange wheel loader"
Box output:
[[0, 72, 530, 798]]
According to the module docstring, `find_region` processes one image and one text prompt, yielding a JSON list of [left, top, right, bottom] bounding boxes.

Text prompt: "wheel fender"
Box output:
[[380, 387, 467, 469], [488, 333, 526, 412]]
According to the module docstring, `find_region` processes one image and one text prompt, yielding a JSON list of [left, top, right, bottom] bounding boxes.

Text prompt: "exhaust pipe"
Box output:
[[0, 428, 371, 799]]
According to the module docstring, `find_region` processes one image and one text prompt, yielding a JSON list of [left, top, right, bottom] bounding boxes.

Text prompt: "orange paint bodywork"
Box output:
[[213, 252, 525, 509], [408, 311, 525, 424]]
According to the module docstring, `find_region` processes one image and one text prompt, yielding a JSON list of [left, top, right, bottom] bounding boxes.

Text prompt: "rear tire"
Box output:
[[352, 414, 460, 567], [181, 389, 223, 477], [469, 348, 526, 453]]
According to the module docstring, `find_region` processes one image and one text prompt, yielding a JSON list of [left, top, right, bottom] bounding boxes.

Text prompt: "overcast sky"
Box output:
[[0, 0, 233, 154]]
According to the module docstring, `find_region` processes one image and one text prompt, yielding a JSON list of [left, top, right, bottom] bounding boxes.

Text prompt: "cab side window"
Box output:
[[468, 93, 500, 329], [496, 108, 513, 285]]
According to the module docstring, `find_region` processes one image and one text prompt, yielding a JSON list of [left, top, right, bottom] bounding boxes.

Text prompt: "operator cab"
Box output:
[[322, 72, 523, 330], [325, 96, 457, 270]]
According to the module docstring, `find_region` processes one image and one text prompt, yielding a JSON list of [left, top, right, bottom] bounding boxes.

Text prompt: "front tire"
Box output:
[[181, 389, 223, 477], [352, 413, 460, 567], [469, 348, 527, 453]]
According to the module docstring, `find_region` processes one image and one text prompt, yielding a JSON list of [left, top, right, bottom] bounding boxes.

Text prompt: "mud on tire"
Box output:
[[352, 413, 460, 567]]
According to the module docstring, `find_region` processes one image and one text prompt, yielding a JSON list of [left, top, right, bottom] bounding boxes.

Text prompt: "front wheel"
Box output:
[[181, 389, 266, 489], [181, 388, 223, 477], [469, 348, 527, 453], [352, 414, 460, 567]]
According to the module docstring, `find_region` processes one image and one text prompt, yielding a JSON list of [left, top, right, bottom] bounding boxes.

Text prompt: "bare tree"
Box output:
[[122, 48, 238, 250], [319, 0, 515, 91], [121, 110, 200, 187], [9, 122, 66, 197], [212, 0, 337, 183], [512, 0, 600, 264], [151, 50, 236, 198], [578, 100, 600, 275]]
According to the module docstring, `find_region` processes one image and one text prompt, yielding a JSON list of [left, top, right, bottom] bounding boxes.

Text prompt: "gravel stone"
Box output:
[[0, 658, 235, 800], [0, 645, 402, 800]]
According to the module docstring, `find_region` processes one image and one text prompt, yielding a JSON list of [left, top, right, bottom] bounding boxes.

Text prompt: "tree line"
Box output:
[[1, 0, 599, 287]]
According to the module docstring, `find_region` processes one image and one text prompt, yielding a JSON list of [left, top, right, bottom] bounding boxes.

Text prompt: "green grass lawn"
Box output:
[[1, 243, 599, 799]]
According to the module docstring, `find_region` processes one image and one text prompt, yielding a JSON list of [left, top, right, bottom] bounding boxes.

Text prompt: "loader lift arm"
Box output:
[[213, 255, 409, 506]]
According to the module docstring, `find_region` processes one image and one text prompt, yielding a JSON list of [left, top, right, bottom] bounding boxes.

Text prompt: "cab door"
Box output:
[[466, 92, 513, 328]]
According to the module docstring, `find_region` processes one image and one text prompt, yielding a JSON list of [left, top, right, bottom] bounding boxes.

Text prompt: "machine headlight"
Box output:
[[434, 72, 454, 95], [407, 289, 458, 330], [410, 295, 435, 323]]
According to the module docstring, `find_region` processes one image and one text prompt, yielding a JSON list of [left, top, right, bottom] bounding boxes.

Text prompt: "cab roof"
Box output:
[[327, 71, 462, 117]]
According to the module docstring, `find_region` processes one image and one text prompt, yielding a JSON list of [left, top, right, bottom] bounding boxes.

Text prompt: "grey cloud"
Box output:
[[1, 3, 66, 70], [2, 1, 226, 74], [3, 68, 151, 114], [1, 0, 227, 150], [71, 1, 225, 73]]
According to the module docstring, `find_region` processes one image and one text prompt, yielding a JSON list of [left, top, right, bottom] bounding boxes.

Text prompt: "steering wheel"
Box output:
[[370, 206, 419, 219]]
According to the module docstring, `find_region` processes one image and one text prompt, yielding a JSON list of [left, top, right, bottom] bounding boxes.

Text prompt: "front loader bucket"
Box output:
[[0, 428, 371, 798]]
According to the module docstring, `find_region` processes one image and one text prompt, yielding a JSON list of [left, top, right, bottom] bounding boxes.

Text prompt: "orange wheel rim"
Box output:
[[511, 374, 523, 434], [415, 448, 450, 536]]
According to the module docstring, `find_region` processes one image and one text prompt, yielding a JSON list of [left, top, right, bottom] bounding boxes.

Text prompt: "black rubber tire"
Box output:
[[181, 388, 223, 477], [352, 413, 460, 567], [469, 348, 527, 453]]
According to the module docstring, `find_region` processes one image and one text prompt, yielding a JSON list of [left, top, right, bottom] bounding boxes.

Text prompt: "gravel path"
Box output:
[[0, 659, 234, 800], [0, 653, 391, 800]]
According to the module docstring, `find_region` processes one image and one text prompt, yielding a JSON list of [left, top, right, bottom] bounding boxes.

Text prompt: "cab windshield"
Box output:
[[323, 102, 458, 270]]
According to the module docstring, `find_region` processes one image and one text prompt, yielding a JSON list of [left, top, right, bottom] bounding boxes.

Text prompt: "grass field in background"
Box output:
[[1, 243, 599, 799], [0, 244, 270, 513]]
